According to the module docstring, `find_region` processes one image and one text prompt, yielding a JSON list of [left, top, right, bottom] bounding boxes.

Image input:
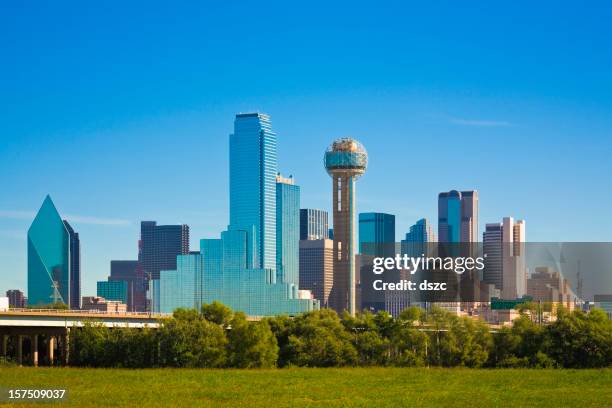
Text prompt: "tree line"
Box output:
[[69, 302, 612, 368]]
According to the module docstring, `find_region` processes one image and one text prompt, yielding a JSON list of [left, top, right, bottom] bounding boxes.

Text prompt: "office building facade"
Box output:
[[229, 112, 277, 271], [27, 195, 80, 308], [276, 174, 300, 286], [483, 217, 526, 298], [64, 220, 81, 309], [299, 239, 334, 308], [438, 190, 479, 243], [6, 290, 27, 308], [97, 280, 129, 305], [359, 212, 395, 312], [159, 230, 319, 316], [109, 260, 144, 311], [300, 209, 329, 240], [139, 221, 189, 280]]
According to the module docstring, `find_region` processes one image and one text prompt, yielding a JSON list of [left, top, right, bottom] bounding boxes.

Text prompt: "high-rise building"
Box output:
[[483, 223, 504, 289], [159, 230, 319, 316], [527, 266, 577, 310], [401, 218, 437, 255], [324, 137, 368, 316], [483, 217, 526, 299], [359, 212, 395, 312], [109, 260, 143, 311], [63, 220, 81, 309], [299, 239, 334, 308], [6, 290, 27, 308], [139, 221, 189, 280], [28, 195, 80, 308], [97, 280, 129, 305], [229, 112, 277, 271], [300, 209, 329, 240], [390, 218, 438, 315], [438, 190, 479, 243], [159, 112, 319, 317], [276, 174, 300, 286]]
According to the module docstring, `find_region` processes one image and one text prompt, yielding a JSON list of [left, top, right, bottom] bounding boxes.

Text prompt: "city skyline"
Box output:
[[2, 2, 612, 296]]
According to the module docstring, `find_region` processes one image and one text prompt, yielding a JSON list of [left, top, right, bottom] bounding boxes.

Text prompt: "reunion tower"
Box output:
[[324, 137, 368, 316]]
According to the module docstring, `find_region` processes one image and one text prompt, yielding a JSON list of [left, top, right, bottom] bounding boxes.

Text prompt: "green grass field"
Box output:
[[0, 367, 610, 407]]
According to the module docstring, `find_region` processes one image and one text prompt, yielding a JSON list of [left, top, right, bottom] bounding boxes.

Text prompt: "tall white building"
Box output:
[[483, 217, 526, 299]]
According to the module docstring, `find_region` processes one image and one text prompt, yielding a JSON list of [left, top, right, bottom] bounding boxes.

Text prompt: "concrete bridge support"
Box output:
[[0, 327, 68, 366]]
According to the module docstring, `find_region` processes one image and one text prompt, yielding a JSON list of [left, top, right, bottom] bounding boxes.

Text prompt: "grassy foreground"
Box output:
[[0, 367, 610, 407]]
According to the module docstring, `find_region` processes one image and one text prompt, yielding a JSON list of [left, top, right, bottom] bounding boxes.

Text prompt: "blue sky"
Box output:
[[1, 1, 611, 296]]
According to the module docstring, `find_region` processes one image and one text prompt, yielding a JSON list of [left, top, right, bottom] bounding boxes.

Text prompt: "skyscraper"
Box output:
[[438, 190, 479, 243], [401, 218, 437, 253], [27, 195, 80, 308], [388, 218, 438, 315], [109, 260, 143, 311], [229, 112, 277, 271], [299, 239, 334, 308], [483, 217, 526, 299], [324, 137, 368, 316], [139, 221, 189, 280], [276, 174, 300, 286], [483, 223, 504, 290], [300, 209, 329, 240], [64, 220, 81, 309], [6, 290, 27, 308], [359, 212, 395, 312]]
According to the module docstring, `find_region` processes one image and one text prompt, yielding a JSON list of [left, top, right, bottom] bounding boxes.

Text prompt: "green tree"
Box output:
[[227, 313, 278, 368], [286, 309, 357, 367], [157, 308, 227, 367], [546, 307, 612, 368], [202, 301, 234, 328]]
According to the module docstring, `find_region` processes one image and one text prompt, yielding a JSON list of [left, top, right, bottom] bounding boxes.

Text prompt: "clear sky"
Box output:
[[1, 1, 611, 296]]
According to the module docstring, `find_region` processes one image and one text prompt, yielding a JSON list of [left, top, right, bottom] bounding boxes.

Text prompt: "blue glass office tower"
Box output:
[[359, 212, 395, 312], [229, 113, 277, 271], [276, 175, 300, 286], [159, 230, 319, 316], [28, 195, 79, 307], [438, 190, 479, 243], [401, 218, 436, 256]]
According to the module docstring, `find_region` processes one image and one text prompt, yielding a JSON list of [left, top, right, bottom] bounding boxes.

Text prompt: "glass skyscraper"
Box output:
[[229, 113, 277, 271], [359, 212, 395, 312], [139, 221, 190, 280], [27, 195, 79, 307], [159, 230, 319, 316], [438, 190, 479, 243], [158, 112, 319, 317], [64, 220, 81, 309], [299, 209, 329, 240], [401, 218, 437, 256], [276, 174, 300, 286]]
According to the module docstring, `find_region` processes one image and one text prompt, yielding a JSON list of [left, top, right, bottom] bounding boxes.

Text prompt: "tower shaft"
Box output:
[[330, 174, 356, 315]]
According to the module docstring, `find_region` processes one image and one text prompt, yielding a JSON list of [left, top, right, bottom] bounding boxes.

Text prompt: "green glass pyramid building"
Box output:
[[27, 195, 79, 307]]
